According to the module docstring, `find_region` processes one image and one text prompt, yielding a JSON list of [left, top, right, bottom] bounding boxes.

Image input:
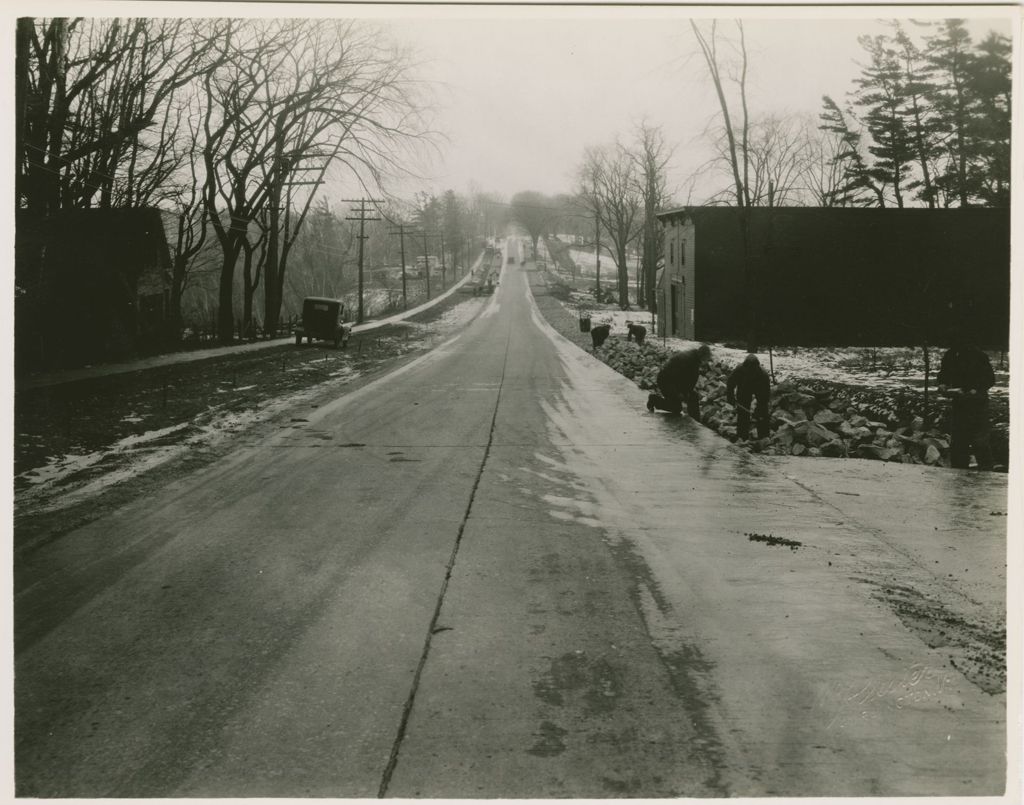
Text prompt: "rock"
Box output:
[[858, 444, 898, 461], [849, 415, 869, 428], [807, 447, 822, 457], [851, 426, 874, 443], [813, 409, 844, 428], [773, 423, 796, 447], [805, 422, 835, 447], [910, 416, 925, 432], [838, 420, 861, 440], [924, 444, 942, 465], [820, 440, 847, 458], [778, 391, 817, 413], [791, 443, 806, 456], [772, 408, 803, 426]]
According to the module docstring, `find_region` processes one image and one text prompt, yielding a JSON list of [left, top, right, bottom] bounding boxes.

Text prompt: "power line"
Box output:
[[343, 197, 383, 325]]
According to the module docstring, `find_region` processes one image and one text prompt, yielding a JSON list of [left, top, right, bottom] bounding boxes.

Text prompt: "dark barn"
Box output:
[[16, 207, 175, 372], [657, 207, 1010, 348]]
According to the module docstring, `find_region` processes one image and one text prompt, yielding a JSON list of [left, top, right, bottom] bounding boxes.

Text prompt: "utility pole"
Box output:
[[420, 228, 431, 299], [439, 233, 447, 288], [266, 153, 323, 335], [343, 197, 382, 324], [388, 222, 410, 310], [595, 205, 602, 297]]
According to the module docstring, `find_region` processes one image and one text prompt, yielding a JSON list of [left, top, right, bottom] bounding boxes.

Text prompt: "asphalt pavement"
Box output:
[[13, 245, 1010, 798]]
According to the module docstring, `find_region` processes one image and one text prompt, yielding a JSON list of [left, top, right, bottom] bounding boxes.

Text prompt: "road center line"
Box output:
[[376, 310, 513, 798]]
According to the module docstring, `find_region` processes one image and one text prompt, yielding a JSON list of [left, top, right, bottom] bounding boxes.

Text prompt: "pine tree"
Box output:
[[925, 20, 975, 206], [851, 34, 915, 208], [966, 32, 1011, 206], [892, 23, 943, 207], [818, 95, 882, 206]]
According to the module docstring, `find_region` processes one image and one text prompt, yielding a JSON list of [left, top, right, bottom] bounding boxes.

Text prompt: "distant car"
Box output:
[[293, 296, 351, 348]]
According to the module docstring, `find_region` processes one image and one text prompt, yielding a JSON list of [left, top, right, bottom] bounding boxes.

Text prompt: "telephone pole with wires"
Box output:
[[343, 198, 383, 324], [388, 221, 411, 311]]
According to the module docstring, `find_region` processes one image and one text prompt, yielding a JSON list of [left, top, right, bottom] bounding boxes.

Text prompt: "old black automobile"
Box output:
[[293, 296, 352, 348]]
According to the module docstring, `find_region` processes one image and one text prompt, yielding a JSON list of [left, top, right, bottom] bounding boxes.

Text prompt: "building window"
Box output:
[[680, 239, 686, 265], [670, 240, 674, 265]]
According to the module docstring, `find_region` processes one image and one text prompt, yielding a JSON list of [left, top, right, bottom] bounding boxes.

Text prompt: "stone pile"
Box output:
[[594, 339, 955, 467]]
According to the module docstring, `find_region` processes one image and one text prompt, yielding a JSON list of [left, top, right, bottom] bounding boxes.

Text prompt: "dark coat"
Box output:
[[726, 356, 770, 408], [591, 324, 611, 348], [657, 346, 707, 396], [937, 347, 995, 396]]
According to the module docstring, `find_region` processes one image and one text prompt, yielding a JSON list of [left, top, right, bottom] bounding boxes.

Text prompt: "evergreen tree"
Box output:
[[819, 95, 885, 206], [925, 19, 975, 206], [966, 31, 1011, 206], [852, 34, 914, 207], [892, 24, 943, 207]]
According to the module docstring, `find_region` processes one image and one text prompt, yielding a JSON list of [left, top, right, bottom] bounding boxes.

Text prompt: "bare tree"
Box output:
[[629, 121, 673, 312], [167, 98, 212, 338], [576, 144, 643, 308], [201, 19, 431, 341], [803, 125, 856, 207], [17, 17, 221, 216], [691, 19, 757, 348], [745, 114, 812, 206], [510, 191, 553, 259]]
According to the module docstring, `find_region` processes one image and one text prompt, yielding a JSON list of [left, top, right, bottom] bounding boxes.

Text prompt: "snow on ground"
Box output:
[[560, 293, 1010, 394], [16, 286, 488, 518], [16, 369, 364, 516]]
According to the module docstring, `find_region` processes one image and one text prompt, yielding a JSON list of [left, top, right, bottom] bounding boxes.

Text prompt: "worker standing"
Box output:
[[647, 344, 712, 417], [726, 353, 771, 440], [937, 340, 995, 470]]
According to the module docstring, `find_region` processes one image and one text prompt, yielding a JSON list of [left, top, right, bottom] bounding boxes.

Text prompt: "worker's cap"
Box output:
[[697, 344, 712, 359], [742, 353, 761, 368]]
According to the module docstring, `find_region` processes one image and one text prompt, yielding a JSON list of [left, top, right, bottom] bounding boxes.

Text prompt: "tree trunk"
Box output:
[[169, 253, 187, 341], [264, 148, 283, 335], [242, 242, 256, 339], [616, 244, 629, 309], [217, 238, 243, 343]]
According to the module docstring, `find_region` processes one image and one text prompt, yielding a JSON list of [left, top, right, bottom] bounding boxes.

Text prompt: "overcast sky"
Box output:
[[371, 6, 1014, 203], [10, 2, 1016, 206]]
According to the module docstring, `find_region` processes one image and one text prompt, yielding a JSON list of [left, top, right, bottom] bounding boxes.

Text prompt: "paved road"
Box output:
[[14, 248, 1007, 797]]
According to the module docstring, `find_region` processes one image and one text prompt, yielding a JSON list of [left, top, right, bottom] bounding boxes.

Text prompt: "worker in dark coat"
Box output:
[[590, 323, 611, 349], [626, 322, 647, 346], [726, 353, 771, 440], [646, 344, 711, 417], [937, 341, 995, 470]]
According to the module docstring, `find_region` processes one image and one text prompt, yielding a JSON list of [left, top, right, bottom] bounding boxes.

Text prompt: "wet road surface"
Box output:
[[14, 246, 1007, 797]]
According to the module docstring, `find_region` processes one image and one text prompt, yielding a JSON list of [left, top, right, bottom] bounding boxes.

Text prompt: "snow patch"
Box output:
[[15, 375, 364, 516]]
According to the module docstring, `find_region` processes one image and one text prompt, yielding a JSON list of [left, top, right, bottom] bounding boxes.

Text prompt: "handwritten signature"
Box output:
[[824, 664, 956, 730]]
